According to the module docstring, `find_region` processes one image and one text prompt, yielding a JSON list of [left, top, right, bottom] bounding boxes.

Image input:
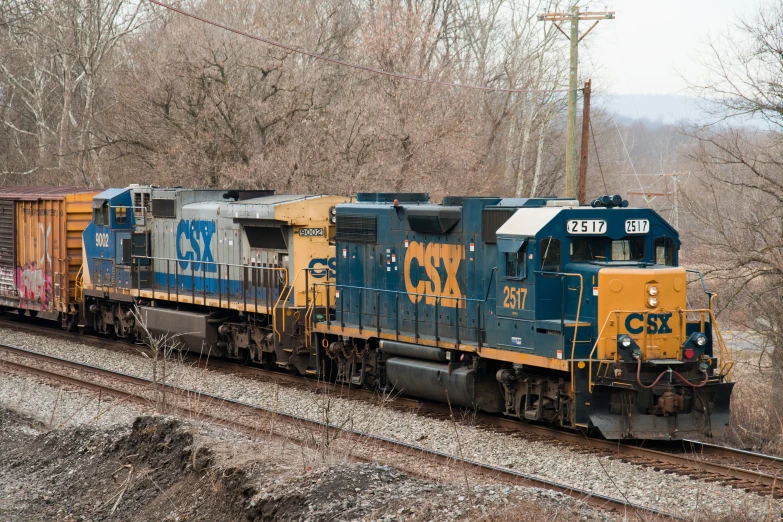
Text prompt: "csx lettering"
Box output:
[[625, 312, 673, 335], [308, 257, 337, 279], [403, 241, 464, 308], [96, 233, 109, 248], [176, 219, 217, 272], [502, 286, 527, 309]]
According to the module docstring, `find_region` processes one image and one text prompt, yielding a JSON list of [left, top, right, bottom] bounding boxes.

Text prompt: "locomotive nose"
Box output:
[[597, 267, 688, 362]]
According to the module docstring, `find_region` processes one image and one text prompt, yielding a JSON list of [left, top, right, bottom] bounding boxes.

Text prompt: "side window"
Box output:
[[93, 204, 109, 226], [540, 238, 561, 275], [505, 243, 527, 279], [612, 237, 645, 261], [115, 206, 127, 225], [654, 236, 675, 265]]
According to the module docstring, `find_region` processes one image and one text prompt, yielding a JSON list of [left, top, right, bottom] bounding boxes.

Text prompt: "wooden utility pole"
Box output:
[[578, 79, 591, 204], [539, 9, 614, 200]]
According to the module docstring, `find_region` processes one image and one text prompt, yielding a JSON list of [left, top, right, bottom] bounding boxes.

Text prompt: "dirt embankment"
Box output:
[[0, 408, 608, 521]]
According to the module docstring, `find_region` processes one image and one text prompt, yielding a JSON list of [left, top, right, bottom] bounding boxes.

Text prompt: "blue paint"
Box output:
[[175, 219, 217, 272]]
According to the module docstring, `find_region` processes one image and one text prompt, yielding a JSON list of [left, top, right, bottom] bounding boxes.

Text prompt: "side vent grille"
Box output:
[[151, 198, 176, 218], [335, 214, 377, 243], [482, 208, 516, 243]]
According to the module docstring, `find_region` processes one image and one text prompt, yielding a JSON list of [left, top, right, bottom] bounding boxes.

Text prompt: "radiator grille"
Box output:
[[482, 208, 516, 243], [151, 198, 176, 218], [335, 214, 377, 243]]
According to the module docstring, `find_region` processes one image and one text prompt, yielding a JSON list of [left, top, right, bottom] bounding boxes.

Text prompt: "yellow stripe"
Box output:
[[313, 323, 570, 371]]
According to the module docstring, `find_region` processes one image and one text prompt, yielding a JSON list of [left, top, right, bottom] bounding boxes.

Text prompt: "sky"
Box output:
[[580, 0, 763, 95]]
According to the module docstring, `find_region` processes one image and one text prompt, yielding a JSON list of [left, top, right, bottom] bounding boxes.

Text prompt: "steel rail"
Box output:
[[0, 342, 679, 520], [0, 316, 780, 497]]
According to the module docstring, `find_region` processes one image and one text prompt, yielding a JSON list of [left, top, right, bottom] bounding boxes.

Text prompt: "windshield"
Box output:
[[570, 237, 607, 261]]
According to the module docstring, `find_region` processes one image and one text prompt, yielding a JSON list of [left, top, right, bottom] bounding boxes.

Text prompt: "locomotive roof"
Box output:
[[496, 207, 563, 237], [0, 185, 96, 201], [235, 194, 323, 206]]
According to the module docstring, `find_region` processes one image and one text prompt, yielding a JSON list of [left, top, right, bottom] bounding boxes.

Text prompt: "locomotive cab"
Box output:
[[494, 199, 734, 439]]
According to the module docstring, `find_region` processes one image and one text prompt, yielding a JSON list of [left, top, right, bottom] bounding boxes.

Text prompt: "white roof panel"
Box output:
[[496, 207, 562, 237]]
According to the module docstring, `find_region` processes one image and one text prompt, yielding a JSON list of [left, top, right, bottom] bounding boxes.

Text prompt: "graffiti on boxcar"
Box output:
[[16, 262, 51, 309]]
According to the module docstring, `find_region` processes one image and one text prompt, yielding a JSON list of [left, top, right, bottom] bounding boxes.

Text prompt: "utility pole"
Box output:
[[627, 172, 685, 228], [539, 8, 614, 200], [578, 79, 591, 204]]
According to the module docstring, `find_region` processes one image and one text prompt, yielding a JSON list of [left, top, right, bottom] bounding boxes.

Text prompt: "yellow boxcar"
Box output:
[[0, 187, 98, 321]]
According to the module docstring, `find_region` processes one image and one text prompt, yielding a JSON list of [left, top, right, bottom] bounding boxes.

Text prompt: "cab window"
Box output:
[[570, 237, 606, 261], [654, 236, 675, 265], [540, 238, 561, 275], [93, 204, 109, 226], [506, 243, 527, 279], [114, 206, 127, 225], [611, 237, 645, 261]]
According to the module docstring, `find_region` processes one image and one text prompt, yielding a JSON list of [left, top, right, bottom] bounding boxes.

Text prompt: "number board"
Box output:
[[624, 219, 649, 234], [298, 228, 325, 237], [566, 219, 606, 235]]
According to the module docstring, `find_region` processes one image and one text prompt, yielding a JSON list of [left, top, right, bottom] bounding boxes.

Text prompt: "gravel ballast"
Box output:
[[0, 325, 777, 520]]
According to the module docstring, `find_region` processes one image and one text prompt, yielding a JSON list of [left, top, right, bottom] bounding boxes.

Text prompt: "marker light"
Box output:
[[648, 285, 658, 296], [695, 334, 707, 347], [684, 348, 695, 360], [647, 297, 658, 308], [621, 336, 633, 348]]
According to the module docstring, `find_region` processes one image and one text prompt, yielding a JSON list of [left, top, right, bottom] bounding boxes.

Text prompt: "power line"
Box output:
[[147, 0, 574, 95], [589, 118, 609, 194]]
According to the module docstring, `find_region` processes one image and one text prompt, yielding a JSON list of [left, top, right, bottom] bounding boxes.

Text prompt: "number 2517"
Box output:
[[503, 286, 527, 309]]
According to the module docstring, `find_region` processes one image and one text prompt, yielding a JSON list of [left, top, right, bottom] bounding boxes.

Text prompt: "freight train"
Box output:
[[0, 185, 734, 440]]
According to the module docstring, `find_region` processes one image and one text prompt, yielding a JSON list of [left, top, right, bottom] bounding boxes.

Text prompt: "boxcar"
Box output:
[[0, 186, 98, 326]]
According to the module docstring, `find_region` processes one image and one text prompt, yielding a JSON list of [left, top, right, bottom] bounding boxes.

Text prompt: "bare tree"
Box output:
[[0, 0, 153, 186], [682, 4, 783, 404]]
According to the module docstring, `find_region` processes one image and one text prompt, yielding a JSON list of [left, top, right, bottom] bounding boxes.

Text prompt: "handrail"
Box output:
[[132, 254, 288, 340], [310, 280, 491, 348], [310, 281, 490, 305], [587, 307, 733, 392], [708, 308, 734, 381], [279, 267, 325, 342]]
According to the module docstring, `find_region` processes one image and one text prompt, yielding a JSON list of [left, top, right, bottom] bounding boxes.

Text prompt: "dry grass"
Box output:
[[719, 346, 783, 455]]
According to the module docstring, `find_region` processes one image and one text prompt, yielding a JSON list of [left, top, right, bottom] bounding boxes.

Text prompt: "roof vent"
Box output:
[[545, 199, 580, 208], [356, 193, 429, 203]]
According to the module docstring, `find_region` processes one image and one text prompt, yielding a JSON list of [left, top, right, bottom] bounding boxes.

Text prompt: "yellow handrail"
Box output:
[[563, 273, 584, 394], [586, 307, 734, 392], [303, 282, 326, 348], [270, 268, 290, 342]]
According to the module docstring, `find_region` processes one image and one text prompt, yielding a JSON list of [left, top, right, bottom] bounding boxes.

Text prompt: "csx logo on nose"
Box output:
[[625, 312, 673, 335]]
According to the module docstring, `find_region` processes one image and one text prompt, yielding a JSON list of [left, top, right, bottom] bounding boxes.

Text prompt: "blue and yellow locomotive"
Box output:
[[312, 193, 733, 440], [79, 187, 733, 440]]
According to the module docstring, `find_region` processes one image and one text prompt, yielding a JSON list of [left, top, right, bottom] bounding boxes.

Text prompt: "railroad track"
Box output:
[[0, 341, 678, 520], [1, 315, 781, 500]]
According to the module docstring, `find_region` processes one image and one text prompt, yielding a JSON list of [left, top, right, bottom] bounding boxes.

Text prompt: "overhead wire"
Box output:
[[147, 0, 574, 95], [589, 118, 609, 194], [582, 44, 651, 207]]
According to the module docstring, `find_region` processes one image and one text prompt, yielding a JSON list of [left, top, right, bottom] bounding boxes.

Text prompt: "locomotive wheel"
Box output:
[[261, 352, 275, 371], [237, 349, 251, 366]]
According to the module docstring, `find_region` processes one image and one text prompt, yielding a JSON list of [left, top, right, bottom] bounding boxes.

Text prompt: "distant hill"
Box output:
[[596, 94, 702, 125], [597, 93, 769, 129]]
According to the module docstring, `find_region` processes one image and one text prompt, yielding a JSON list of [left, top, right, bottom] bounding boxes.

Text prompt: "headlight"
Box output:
[[647, 297, 658, 308], [648, 285, 658, 296], [330, 207, 337, 215], [695, 334, 707, 347], [621, 336, 632, 348]]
